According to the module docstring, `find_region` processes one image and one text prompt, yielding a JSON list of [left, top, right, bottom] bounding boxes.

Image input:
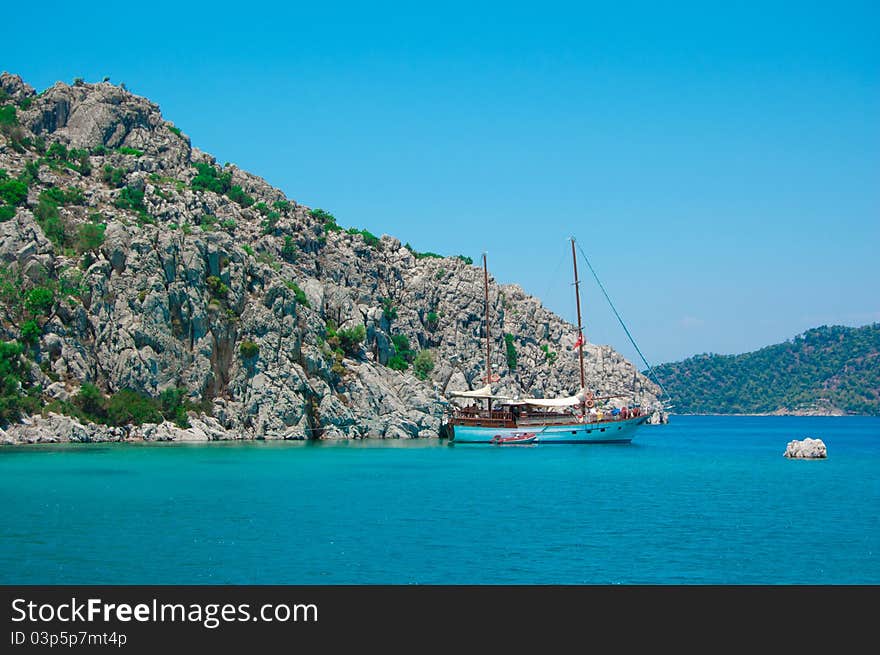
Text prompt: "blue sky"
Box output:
[[4, 1, 878, 364]]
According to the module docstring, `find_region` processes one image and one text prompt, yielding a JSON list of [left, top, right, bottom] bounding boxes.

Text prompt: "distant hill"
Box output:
[[651, 324, 880, 415]]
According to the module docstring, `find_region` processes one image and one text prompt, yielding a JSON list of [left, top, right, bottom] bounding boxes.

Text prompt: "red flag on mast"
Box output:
[[573, 333, 584, 349]]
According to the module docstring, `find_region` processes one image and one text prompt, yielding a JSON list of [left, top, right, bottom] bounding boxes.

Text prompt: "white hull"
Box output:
[[450, 415, 648, 444]]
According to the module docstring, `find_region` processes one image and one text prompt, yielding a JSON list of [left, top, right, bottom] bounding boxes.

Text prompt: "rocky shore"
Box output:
[[0, 72, 660, 444]]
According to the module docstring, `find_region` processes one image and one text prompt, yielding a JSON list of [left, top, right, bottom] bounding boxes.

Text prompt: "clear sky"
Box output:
[[4, 1, 878, 364]]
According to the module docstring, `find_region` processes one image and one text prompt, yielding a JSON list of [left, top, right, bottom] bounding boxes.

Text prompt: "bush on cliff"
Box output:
[[25, 287, 54, 317], [227, 185, 254, 208], [239, 341, 260, 359], [102, 165, 127, 188], [413, 350, 435, 381], [310, 208, 341, 232], [107, 389, 163, 426], [504, 333, 517, 370], [285, 281, 309, 307], [191, 162, 231, 194], [0, 341, 40, 424], [73, 383, 107, 420], [75, 220, 106, 253], [0, 176, 28, 207], [69, 384, 194, 428], [336, 325, 366, 357]]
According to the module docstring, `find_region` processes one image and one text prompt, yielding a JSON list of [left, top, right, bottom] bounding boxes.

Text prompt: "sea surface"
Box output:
[[1, 416, 878, 584]]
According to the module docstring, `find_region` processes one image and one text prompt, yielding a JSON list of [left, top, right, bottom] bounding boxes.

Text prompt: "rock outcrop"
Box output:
[[0, 72, 661, 443], [784, 438, 827, 459]]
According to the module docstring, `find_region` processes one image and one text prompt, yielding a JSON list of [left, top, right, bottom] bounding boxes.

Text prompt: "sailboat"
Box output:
[[446, 239, 651, 444]]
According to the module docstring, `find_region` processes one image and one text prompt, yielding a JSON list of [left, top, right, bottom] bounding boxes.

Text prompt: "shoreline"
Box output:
[[3, 413, 878, 447], [670, 412, 877, 417]]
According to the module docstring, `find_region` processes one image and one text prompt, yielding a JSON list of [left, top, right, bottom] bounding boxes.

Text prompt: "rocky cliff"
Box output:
[[0, 72, 660, 443]]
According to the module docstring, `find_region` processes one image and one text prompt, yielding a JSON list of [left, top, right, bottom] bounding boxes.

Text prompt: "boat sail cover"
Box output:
[[519, 389, 587, 408], [448, 384, 495, 399]]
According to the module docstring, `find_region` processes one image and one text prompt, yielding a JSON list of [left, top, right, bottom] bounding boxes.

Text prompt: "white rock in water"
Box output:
[[784, 437, 827, 459]]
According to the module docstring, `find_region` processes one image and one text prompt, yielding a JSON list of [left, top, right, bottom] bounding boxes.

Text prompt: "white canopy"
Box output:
[[448, 384, 495, 399], [519, 389, 587, 408]]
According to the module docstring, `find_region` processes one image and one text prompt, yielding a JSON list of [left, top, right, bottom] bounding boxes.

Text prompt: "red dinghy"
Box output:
[[491, 432, 537, 445]]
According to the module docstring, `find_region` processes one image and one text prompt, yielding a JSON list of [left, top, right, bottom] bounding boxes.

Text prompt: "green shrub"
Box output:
[[101, 165, 126, 187], [116, 146, 143, 157], [0, 206, 14, 221], [404, 243, 443, 259], [456, 255, 474, 265], [347, 227, 380, 247], [33, 197, 67, 248], [167, 124, 182, 137], [388, 333, 415, 370], [107, 389, 162, 426], [273, 200, 291, 212], [159, 387, 191, 428], [310, 208, 341, 232], [0, 178, 28, 206], [199, 214, 217, 232], [25, 287, 54, 316], [331, 352, 346, 376], [114, 186, 151, 222], [76, 221, 105, 253], [20, 320, 40, 344], [541, 344, 558, 366], [75, 152, 92, 176], [388, 354, 409, 371], [261, 211, 280, 235], [285, 281, 309, 307], [191, 162, 231, 194], [254, 202, 269, 215], [0, 105, 18, 127], [0, 341, 34, 423], [0, 265, 25, 319], [58, 268, 85, 300], [20, 160, 40, 185], [114, 185, 144, 210], [391, 334, 413, 359], [207, 275, 229, 297], [63, 186, 85, 205], [281, 236, 297, 262], [18, 97, 33, 110], [45, 142, 68, 161], [381, 298, 398, 321], [239, 341, 259, 359], [242, 244, 254, 257], [220, 218, 237, 232], [504, 333, 517, 370], [413, 350, 435, 380], [74, 383, 107, 420], [41, 186, 84, 206], [227, 185, 254, 207], [426, 310, 439, 327], [91, 144, 107, 155], [336, 325, 366, 357]]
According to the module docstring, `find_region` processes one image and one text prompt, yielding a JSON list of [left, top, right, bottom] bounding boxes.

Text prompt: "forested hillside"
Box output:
[[652, 324, 880, 415]]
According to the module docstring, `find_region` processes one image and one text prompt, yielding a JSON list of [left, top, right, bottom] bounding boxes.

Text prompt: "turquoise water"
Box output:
[[1, 416, 878, 584]]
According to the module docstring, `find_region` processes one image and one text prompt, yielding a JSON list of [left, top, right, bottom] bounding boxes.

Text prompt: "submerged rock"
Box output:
[[784, 438, 827, 459]]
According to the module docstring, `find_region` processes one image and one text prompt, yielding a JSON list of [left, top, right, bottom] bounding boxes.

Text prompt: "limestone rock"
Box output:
[[0, 72, 662, 443], [784, 438, 827, 459]]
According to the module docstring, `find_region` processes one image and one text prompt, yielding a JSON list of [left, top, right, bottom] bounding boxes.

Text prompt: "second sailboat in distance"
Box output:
[[446, 238, 652, 444]]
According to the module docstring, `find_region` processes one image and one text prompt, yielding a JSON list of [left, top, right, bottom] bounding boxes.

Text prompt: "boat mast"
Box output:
[[483, 252, 493, 412], [571, 238, 586, 391]]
